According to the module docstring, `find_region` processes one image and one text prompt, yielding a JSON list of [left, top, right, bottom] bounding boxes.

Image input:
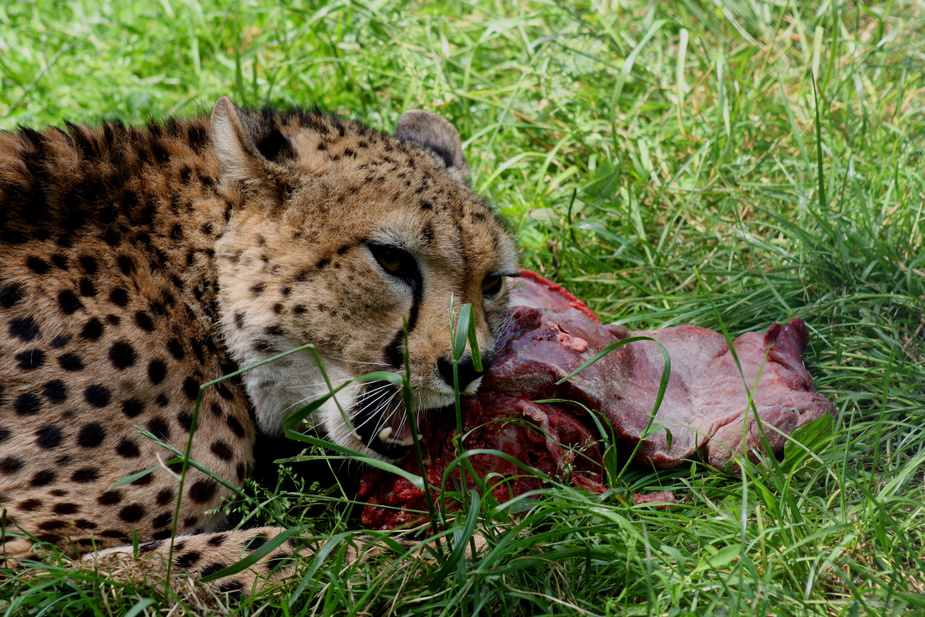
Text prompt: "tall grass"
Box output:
[[1, 0, 923, 615]]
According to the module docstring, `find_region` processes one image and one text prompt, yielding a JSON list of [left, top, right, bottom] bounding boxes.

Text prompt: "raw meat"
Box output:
[[359, 271, 835, 529]]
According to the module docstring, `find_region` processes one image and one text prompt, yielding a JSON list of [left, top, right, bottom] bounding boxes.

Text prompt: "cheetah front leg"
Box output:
[[85, 526, 396, 596], [85, 526, 309, 595]]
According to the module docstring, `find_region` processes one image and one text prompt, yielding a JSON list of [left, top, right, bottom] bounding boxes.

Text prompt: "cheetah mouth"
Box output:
[[351, 381, 419, 458]]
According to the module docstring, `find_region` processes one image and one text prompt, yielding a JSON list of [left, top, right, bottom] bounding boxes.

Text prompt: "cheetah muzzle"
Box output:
[[0, 97, 518, 591]]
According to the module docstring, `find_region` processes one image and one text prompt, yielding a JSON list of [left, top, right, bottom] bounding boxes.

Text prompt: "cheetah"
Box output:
[[0, 97, 518, 591]]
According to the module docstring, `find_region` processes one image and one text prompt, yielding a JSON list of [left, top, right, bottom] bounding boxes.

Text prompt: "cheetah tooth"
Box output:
[[378, 427, 393, 443]]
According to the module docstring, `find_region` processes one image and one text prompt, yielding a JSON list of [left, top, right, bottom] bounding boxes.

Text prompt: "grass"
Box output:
[[1, 0, 924, 614]]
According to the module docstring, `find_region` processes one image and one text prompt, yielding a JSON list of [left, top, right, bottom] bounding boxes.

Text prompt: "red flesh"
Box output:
[[359, 271, 835, 529]]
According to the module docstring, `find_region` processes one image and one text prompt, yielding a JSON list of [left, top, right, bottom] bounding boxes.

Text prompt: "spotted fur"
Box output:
[[0, 98, 518, 590]]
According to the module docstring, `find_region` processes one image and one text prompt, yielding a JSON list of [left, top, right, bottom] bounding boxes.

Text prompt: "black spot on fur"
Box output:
[[80, 318, 104, 340], [71, 468, 100, 483], [53, 503, 79, 515], [18, 499, 42, 511], [210, 440, 234, 461], [30, 470, 57, 487], [252, 339, 276, 353], [155, 488, 174, 506], [176, 411, 194, 431], [84, 385, 111, 408], [0, 283, 26, 308], [288, 537, 312, 550], [58, 353, 83, 371], [35, 425, 63, 449], [109, 341, 137, 369], [0, 456, 24, 475], [16, 349, 45, 370], [117, 255, 135, 275], [140, 539, 164, 553], [256, 128, 294, 163], [77, 423, 106, 448], [10, 317, 40, 341], [78, 255, 98, 274], [116, 438, 140, 458], [218, 580, 244, 595], [167, 338, 185, 359], [147, 417, 170, 441], [187, 124, 208, 152], [26, 256, 49, 274], [43, 380, 69, 403], [189, 479, 218, 503], [135, 311, 154, 331], [51, 254, 69, 270], [183, 377, 200, 400], [78, 277, 97, 297], [75, 519, 97, 529], [102, 229, 121, 247], [118, 504, 145, 522], [200, 562, 227, 577], [14, 393, 41, 415], [245, 534, 268, 552], [147, 358, 167, 384], [226, 415, 245, 438], [175, 551, 202, 568], [207, 534, 227, 547], [121, 398, 144, 418], [215, 382, 234, 400], [109, 287, 129, 306], [130, 470, 154, 486]]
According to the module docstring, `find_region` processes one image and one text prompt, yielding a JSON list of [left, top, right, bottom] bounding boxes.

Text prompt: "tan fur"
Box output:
[[0, 98, 518, 590]]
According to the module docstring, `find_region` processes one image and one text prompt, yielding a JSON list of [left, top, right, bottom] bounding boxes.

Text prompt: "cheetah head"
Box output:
[[210, 98, 519, 460]]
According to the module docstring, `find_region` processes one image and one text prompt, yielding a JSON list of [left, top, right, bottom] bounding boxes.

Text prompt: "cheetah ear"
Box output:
[[210, 97, 295, 185], [394, 110, 469, 186]]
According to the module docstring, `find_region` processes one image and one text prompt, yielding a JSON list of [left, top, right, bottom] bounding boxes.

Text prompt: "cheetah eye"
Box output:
[[482, 275, 505, 299], [369, 244, 418, 283]]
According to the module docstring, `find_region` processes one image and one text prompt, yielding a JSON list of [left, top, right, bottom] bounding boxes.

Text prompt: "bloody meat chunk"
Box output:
[[359, 270, 835, 529]]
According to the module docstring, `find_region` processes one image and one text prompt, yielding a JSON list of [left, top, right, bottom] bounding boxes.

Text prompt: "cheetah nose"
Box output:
[[437, 351, 493, 391]]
